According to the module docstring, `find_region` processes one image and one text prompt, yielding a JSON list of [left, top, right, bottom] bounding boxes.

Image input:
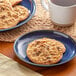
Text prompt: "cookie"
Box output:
[[0, 4, 19, 29], [26, 38, 64, 65], [0, 0, 12, 6], [42, 38, 66, 53], [0, 0, 9, 4], [14, 5, 29, 22], [9, 0, 22, 6], [53, 40, 66, 53]]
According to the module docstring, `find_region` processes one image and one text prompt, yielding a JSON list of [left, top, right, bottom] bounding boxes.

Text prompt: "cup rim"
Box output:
[[48, 0, 76, 8]]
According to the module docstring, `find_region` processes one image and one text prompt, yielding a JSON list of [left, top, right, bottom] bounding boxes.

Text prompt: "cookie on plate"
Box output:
[[41, 38, 66, 53], [0, 0, 9, 4], [9, 0, 22, 6], [0, 4, 19, 29], [26, 38, 64, 65], [0, 0, 12, 6], [14, 5, 29, 21]]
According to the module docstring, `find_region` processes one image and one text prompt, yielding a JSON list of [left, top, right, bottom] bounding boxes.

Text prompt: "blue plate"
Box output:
[[14, 30, 76, 67], [0, 0, 36, 31]]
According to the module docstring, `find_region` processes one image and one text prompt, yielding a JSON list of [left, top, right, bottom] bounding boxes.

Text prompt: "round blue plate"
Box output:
[[14, 30, 76, 67], [0, 0, 36, 31]]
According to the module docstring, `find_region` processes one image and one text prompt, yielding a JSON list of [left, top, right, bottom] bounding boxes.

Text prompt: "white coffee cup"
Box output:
[[41, 0, 76, 26]]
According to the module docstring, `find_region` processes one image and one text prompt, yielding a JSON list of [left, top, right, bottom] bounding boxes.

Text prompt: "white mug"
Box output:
[[41, 0, 76, 26]]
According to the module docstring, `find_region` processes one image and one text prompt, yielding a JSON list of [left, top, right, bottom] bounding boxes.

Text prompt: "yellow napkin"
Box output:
[[0, 53, 43, 76]]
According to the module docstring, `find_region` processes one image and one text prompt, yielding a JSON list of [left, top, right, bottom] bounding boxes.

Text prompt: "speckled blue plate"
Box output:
[[0, 0, 36, 31], [14, 30, 76, 67]]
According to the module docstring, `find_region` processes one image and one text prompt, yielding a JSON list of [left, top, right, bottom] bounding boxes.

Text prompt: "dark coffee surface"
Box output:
[[51, 0, 76, 6]]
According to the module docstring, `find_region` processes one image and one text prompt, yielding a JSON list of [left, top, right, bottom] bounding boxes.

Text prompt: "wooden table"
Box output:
[[0, 41, 76, 76]]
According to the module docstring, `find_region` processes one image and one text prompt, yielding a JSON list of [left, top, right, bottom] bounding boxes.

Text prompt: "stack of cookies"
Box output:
[[0, 0, 29, 29], [26, 38, 66, 65]]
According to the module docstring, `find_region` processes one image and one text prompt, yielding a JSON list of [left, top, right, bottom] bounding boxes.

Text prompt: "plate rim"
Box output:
[[0, 0, 36, 32], [14, 30, 76, 67]]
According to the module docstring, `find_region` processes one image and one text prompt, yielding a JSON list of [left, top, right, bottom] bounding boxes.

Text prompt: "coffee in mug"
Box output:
[[51, 0, 76, 6], [41, 0, 76, 26]]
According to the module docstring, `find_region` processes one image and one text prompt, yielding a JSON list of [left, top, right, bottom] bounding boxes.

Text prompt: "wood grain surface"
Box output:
[[0, 42, 76, 76]]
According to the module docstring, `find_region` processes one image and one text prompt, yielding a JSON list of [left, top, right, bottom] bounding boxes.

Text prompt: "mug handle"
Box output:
[[41, 0, 49, 11]]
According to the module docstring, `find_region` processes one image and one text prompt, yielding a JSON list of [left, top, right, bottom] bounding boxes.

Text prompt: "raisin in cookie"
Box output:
[[14, 5, 29, 22], [0, 4, 19, 29], [26, 38, 65, 65]]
